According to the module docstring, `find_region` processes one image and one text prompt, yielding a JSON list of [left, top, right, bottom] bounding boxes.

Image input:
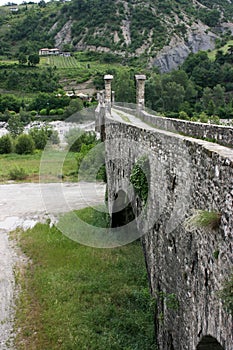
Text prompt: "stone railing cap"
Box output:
[[135, 74, 146, 80], [104, 74, 114, 80]]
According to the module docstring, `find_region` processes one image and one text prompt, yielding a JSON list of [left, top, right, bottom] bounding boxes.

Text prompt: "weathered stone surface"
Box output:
[[140, 110, 233, 148], [96, 105, 233, 350], [152, 24, 217, 72]]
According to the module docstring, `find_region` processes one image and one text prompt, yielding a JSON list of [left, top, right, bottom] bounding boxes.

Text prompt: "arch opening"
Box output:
[[111, 190, 135, 228], [197, 336, 224, 350]]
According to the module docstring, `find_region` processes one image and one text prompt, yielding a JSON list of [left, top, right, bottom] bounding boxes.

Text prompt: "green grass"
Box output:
[[184, 209, 221, 231], [0, 151, 77, 182], [114, 110, 132, 123], [208, 40, 233, 60], [14, 207, 155, 350]]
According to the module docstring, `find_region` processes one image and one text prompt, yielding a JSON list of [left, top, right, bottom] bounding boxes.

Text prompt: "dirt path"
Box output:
[[0, 182, 105, 349]]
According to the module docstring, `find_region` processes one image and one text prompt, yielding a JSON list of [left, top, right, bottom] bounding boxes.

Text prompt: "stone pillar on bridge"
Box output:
[[99, 91, 106, 141], [104, 74, 113, 112], [112, 91, 115, 106], [135, 74, 146, 113]]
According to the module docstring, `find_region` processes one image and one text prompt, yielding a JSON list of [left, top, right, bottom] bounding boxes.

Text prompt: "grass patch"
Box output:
[[208, 40, 233, 61], [113, 110, 132, 123], [184, 209, 221, 231], [0, 151, 77, 182], [14, 207, 155, 350]]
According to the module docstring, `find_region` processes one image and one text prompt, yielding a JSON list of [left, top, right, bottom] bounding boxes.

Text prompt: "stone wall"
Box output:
[[113, 105, 233, 148], [104, 116, 233, 350]]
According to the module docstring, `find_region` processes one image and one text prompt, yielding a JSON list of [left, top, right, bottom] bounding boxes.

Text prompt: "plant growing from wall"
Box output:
[[157, 291, 179, 311], [130, 156, 150, 204], [183, 210, 221, 231], [219, 274, 233, 315]]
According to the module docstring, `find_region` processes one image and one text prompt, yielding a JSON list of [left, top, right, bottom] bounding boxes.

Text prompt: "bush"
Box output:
[[15, 134, 35, 154], [30, 110, 37, 117], [130, 156, 150, 204], [0, 134, 13, 154], [9, 166, 27, 180], [29, 127, 48, 150], [220, 274, 233, 315], [65, 129, 97, 152], [49, 130, 60, 145], [56, 108, 64, 115], [49, 109, 57, 115], [39, 109, 47, 116]]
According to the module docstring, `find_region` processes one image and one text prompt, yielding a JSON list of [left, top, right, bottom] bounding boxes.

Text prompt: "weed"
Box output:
[[130, 156, 150, 204], [8, 166, 27, 180], [219, 273, 233, 315], [184, 210, 221, 231]]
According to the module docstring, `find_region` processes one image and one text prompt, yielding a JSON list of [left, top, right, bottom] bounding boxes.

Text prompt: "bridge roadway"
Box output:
[[111, 107, 233, 160]]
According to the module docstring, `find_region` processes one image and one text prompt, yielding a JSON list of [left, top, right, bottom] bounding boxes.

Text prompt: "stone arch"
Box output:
[[111, 189, 135, 227], [197, 336, 224, 350]]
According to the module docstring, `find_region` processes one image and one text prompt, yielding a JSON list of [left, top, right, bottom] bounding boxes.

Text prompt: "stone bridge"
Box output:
[[95, 75, 233, 350]]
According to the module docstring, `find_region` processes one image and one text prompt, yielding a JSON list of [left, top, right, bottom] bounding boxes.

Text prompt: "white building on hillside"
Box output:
[[39, 48, 60, 56]]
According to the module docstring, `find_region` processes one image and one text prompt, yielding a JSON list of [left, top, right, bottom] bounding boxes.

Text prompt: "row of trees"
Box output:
[[99, 49, 233, 121], [0, 125, 59, 155], [0, 92, 84, 122], [18, 53, 40, 66]]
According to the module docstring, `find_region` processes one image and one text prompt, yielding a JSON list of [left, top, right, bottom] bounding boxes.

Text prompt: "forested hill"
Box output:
[[1, 0, 233, 71]]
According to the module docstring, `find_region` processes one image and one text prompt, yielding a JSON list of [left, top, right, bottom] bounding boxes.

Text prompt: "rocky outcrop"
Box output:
[[54, 20, 73, 49], [152, 22, 218, 72]]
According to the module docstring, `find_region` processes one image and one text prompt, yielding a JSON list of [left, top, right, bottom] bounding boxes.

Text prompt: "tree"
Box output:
[[162, 82, 185, 112], [213, 84, 225, 108], [28, 53, 40, 66], [63, 99, 83, 118], [18, 53, 27, 65], [201, 87, 213, 110], [145, 75, 164, 111], [29, 127, 48, 150], [7, 114, 24, 138], [6, 72, 20, 90], [112, 71, 136, 103]]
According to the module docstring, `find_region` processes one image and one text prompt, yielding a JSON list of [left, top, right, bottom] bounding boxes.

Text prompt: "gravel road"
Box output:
[[0, 182, 105, 349]]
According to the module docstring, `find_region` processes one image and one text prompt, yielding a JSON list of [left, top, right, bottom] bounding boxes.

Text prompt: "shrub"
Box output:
[[219, 274, 233, 315], [29, 127, 48, 150], [9, 166, 27, 180], [179, 111, 189, 120], [49, 130, 60, 145], [0, 134, 13, 154], [30, 110, 37, 117], [56, 108, 64, 115], [15, 134, 35, 154], [39, 108, 47, 116], [49, 109, 57, 115], [130, 156, 150, 204], [65, 129, 97, 152]]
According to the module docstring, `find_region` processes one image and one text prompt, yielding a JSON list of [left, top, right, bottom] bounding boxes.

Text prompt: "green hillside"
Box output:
[[1, 0, 233, 61]]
